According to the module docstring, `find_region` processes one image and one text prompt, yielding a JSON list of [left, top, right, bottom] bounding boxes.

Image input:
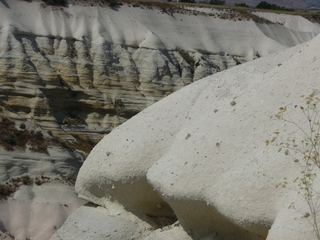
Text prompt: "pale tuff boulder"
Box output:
[[75, 34, 320, 239], [0, 231, 13, 240], [142, 223, 192, 240], [50, 203, 153, 240], [0, 182, 85, 240]]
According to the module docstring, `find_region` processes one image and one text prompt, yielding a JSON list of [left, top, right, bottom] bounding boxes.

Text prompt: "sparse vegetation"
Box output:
[[0, 183, 15, 200], [0, 117, 58, 154], [34, 0, 320, 22], [256, 1, 294, 12], [62, 114, 87, 126], [41, 0, 66, 6], [29, 130, 50, 154], [235, 3, 250, 8], [41, 0, 119, 7], [268, 90, 320, 239], [0, 117, 27, 151], [103, 0, 119, 7], [21, 175, 33, 185], [0, 174, 76, 200], [0, 114, 95, 158], [208, 0, 225, 5], [60, 174, 76, 185], [179, 0, 195, 3]]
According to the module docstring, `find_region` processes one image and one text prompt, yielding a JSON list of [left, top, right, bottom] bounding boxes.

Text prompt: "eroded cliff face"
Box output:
[[1, 1, 320, 239], [0, 30, 237, 178], [0, 0, 320, 180], [0, 27, 239, 139]]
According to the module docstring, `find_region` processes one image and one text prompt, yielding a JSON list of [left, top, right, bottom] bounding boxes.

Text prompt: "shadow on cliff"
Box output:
[[0, 0, 10, 9]]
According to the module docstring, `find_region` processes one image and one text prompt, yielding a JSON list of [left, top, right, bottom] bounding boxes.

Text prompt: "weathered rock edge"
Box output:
[[74, 34, 320, 239]]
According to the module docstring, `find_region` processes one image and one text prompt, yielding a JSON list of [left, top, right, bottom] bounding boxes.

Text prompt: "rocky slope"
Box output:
[[0, 0, 320, 239], [226, 0, 320, 9], [0, 0, 319, 177], [62, 33, 320, 240]]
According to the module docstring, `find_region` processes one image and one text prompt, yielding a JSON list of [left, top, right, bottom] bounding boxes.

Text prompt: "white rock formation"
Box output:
[[50, 203, 153, 240], [73, 33, 320, 239], [0, 0, 319, 189], [1, 1, 320, 239], [0, 0, 319, 159], [142, 224, 192, 240], [0, 182, 85, 240]]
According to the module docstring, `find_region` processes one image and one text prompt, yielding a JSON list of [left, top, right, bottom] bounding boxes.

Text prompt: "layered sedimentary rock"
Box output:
[[0, 2, 319, 177], [1, 1, 320, 239]]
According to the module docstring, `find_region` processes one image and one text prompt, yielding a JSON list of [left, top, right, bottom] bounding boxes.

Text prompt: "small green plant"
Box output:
[[268, 90, 320, 239], [235, 3, 250, 8]]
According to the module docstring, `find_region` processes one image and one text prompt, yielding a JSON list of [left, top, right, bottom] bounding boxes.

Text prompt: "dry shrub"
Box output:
[[60, 175, 76, 185], [0, 175, 33, 200], [0, 183, 15, 200], [0, 117, 58, 154], [0, 174, 77, 200], [62, 115, 87, 126]]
